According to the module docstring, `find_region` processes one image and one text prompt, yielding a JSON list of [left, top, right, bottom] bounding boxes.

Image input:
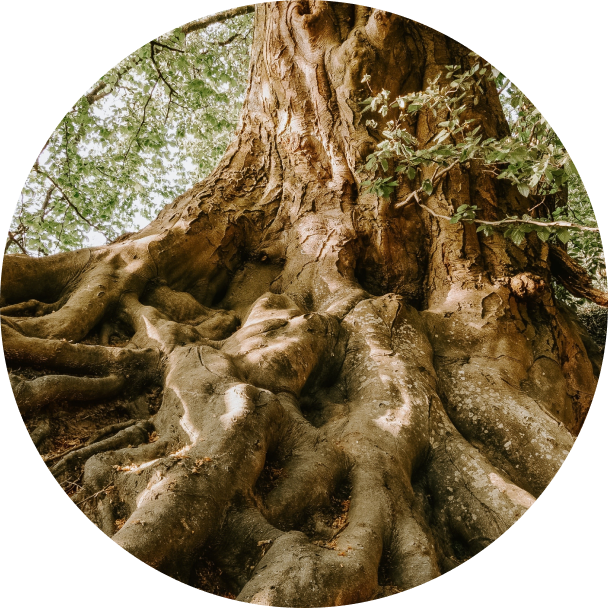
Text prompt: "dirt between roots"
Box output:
[[17, 372, 162, 496], [190, 552, 238, 599], [254, 457, 285, 497]]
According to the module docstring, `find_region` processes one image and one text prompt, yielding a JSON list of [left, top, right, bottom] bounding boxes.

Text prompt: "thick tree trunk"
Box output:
[[1, 3, 601, 605]]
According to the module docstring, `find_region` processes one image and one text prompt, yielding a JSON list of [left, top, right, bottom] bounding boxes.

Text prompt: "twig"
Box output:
[[43, 441, 84, 464], [75, 484, 114, 506], [122, 78, 159, 162], [393, 161, 598, 233], [497, 79, 510, 95], [394, 160, 459, 210], [40, 184, 56, 221], [150, 44, 180, 99], [150, 40, 184, 54], [32, 164, 109, 238], [527, 196, 546, 215], [6, 231, 27, 255], [60, 471, 84, 491]]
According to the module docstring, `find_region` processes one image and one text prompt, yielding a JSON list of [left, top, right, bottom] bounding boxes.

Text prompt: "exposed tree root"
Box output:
[[31, 418, 51, 448], [0, 248, 91, 306], [51, 420, 153, 479], [385, 486, 441, 590], [0, 296, 68, 318], [2, 324, 160, 376], [10, 372, 126, 413], [427, 399, 535, 557]]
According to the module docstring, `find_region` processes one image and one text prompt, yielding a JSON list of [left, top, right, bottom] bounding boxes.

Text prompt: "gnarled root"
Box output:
[[31, 419, 51, 448], [426, 398, 535, 560], [51, 420, 154, 479], [423, 289, 575, 497], [6, 268, 584, 604], [0, 296, 68, 318], [2, 324, 160, 377], [10, 372, 126, 414]]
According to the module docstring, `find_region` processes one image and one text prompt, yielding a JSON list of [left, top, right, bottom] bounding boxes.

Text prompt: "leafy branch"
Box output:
[[33, 164, 110, 240], [358, 56, 594, 246], [11, 7, 254, 256]]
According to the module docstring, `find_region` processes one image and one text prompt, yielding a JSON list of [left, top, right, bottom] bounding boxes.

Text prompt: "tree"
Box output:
[[1, 2, 606, 606]]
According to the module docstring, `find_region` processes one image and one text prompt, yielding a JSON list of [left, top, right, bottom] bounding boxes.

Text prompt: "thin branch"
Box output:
[[393, 162, 599, 233], [150, 40, 184, 54], [417, 200, 599, 233], [394, 160, 459, 210], [164, 91, 173, 126], [6, 231, 27, 255], [497, 79, 510, 96], [36, 136, 52, 165], [181, 5, 255, 36], [150, 43, 180, 98], [75, 6, 252, 111], [82, 55, 146, 106], [40, 184, 56, 221], [527, 196, 546, 215], [33, 165, 109, 238], [84, 80, 110, 104], [122, 78, 159, 162], [224, 27, 252, 45]]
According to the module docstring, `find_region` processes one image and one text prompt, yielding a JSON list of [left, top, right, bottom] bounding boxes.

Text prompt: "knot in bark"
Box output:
[[509, 272, 546, 301]]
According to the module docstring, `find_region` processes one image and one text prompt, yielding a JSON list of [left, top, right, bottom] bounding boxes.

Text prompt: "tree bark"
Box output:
[[2, 3, 601, 605]]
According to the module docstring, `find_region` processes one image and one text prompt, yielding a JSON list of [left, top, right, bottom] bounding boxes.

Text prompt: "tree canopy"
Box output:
[[9, 6, 254, 255]]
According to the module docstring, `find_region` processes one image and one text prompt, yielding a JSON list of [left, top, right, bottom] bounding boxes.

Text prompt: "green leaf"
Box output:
[[517, 183, 530, 198], [557, 228, 571, 244], [536, 228, 550, 242], [407, 166, 416, 180], [508, 227, 527, 245], [564, 158, 577, 177], [422, 180, 433, 195]]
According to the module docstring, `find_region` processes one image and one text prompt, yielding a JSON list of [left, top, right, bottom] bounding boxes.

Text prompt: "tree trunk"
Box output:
[[2, 3, 601, 605]]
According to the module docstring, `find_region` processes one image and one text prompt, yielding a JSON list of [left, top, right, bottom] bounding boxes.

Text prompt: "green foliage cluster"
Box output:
[[359, 56, 605, 301], [498, 81, 604, 296], [9, 11, 253, 255]]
